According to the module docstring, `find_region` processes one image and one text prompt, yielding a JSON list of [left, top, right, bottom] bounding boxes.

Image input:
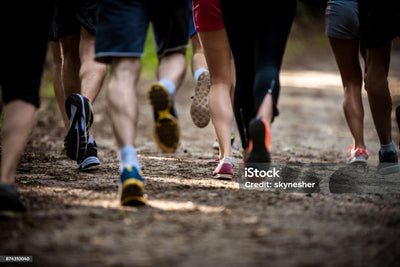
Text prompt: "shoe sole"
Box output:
[[378, 163, 400, 175], [120, 178, 146, 206], [215, 173, 233, 180], [346, 157, 368, 164], [64, 94, 93, 161], [190, 71, 211, 128], [246, 119, 271, 163], [148, 83, 179, 153], [78, 156, 100, 170]]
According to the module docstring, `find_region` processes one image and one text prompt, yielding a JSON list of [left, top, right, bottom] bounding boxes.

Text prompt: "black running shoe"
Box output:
[[378, 150, 400, 175], [246, 118, 271, 163], [0, 184, 26, 212], [64, 93, 94, 161], [78, 140, 100, 170]]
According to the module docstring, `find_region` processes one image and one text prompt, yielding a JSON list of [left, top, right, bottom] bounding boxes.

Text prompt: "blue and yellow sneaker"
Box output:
[[64, 93, 94, 161], [119, 165, 146, 206], [148, 82, 180, 153]]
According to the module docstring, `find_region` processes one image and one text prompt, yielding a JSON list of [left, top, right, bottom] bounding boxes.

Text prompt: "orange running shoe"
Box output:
[[246, 118, 271, 163]]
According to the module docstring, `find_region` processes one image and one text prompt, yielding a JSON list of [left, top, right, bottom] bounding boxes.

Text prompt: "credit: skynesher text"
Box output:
[[244, 181, 316, 190]]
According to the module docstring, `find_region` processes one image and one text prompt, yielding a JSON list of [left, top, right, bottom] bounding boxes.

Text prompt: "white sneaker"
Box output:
[[190, 71, 211, 128]]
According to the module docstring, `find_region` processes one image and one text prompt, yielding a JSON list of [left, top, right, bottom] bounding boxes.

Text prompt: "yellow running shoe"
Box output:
[[148, 82, 180, 153]]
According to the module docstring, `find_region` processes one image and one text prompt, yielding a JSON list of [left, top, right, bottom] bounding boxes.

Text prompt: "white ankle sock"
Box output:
[[159, 78, 176, 96], [120, 145, 140, 171], [222, 157, 235, 166], [194, 68, 208, 83]]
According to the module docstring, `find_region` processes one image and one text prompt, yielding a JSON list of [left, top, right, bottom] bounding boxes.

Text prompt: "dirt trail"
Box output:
[[1, 48, 400, 266]]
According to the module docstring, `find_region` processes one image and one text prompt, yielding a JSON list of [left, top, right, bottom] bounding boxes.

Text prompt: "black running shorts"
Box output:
[[48, 0, 98, 41], [0, 1, 55, 108], [358, 0, 400, 49]]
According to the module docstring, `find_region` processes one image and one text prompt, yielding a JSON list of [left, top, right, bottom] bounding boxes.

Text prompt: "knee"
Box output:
[[365, 75, 388, 97], [80, 60, 107, 78]]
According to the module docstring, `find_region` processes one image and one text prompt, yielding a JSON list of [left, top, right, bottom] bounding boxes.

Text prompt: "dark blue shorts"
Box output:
[[95, 0, 191, 63], [48, 0, 98, 41], [325, 0, 359, 40]]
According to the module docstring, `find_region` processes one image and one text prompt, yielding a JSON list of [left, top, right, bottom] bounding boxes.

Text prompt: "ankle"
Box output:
[[120, 145, 140, 172], [221, 156, 235, 166], [353, 143, 366, 150], [380, 141, 397, 154]]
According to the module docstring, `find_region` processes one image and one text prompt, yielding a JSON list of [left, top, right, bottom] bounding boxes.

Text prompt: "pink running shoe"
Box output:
[[212, 157, 234, 180], [347, 144, 369, 164]]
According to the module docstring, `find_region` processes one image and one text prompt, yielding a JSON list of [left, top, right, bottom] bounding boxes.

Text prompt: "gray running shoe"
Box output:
[[378, 150, 400, 175]]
